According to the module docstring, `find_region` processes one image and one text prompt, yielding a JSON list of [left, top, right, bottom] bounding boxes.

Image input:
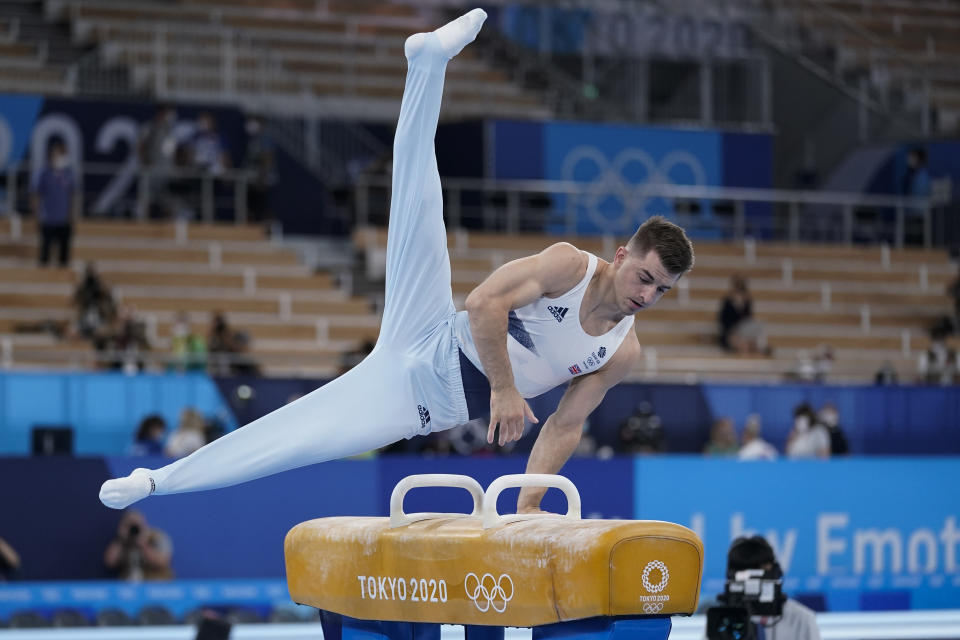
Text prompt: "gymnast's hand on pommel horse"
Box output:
[[98, 8, 694, 516], [285, 473, 704, 640]]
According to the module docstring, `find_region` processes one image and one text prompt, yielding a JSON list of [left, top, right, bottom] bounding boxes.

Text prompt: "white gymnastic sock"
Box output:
[[99, 10, 486, 511]]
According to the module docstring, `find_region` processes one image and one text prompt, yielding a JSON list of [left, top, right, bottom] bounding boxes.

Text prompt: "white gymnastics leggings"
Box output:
[[135, 23, 480, 499]]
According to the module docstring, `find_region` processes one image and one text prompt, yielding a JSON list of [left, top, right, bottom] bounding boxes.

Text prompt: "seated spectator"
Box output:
[[207, 311, 259, 376], [918, 328, 958, 385], [703, 418, 739, 457], [103, 510, 174, 582], [817, 402, 849, 455], [0, 537, 21, 582], [785, 403, 830, 459], [229, 331, 261, 377], [99, 306, 150, 374], [619, 401, 665, 454], [874, 360, 899, 385], [74, 263, 116, 340], [792, 344, 834, 383], [164, 408, 207, 459], [738, 414, 777, 461], [717, 276, 767, 355], [208, 310, 234, 375], [946, 265, 960, 334], [170, 312, 207, 372], [129, 414, 168, 456]]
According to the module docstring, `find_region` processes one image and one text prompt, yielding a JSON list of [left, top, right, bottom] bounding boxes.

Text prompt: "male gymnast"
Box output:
[[100, 9, 694, 513]]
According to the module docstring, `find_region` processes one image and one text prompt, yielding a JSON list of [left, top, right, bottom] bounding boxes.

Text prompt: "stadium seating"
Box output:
[[355, 226, 955, 382], [0, 218, 370, 377], [755, 0, 960, 126], [2, 212, 955, 383], [52, 0, 551, 119]]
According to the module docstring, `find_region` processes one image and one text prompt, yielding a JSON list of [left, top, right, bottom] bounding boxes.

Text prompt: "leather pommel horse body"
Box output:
[[285, 474, 704, 639]]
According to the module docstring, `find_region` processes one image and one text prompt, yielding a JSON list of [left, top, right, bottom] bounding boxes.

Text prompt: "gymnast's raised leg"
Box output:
[[99, 9, 487, 509]]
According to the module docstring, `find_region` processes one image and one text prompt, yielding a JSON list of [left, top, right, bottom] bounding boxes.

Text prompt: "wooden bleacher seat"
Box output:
[[1, 218, 955, 381], [69, 0, 550, 119]]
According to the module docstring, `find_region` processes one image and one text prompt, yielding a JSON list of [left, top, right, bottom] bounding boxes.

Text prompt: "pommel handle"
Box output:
[[482, 473, 582, 529], [389, 474, 485, 528]]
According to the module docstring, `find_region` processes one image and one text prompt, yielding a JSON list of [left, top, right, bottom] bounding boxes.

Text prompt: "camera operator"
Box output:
[[707, 536, 819, 640], [103, 510, 174, 582]]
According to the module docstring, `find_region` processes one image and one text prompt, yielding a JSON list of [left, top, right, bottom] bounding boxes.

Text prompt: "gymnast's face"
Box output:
[[613, 248, 679, 315]]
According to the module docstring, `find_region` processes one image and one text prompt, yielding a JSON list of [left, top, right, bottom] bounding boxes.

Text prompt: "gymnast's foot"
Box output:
[[100, 468, 155, 509], [405, 8, 487, 61]]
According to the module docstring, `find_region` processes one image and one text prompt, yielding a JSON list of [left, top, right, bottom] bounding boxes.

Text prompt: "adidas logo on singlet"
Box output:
[[547, 306, 569, 323], [418, 404, 431, 430]]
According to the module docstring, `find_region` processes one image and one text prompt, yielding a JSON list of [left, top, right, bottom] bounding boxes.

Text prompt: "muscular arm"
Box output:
[[518, 335, 640, 512], [464, 242, 587, 444]]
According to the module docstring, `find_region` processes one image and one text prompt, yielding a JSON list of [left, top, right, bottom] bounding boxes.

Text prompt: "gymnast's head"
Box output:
[[612, 215, 694, 315]]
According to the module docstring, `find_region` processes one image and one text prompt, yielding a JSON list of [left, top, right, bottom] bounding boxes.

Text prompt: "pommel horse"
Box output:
[[285, 474, 703, 639]]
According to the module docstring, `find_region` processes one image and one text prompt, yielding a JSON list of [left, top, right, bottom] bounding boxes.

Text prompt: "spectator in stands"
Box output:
[[101, 305, 150, 374], [191, 112, 229, 176], [717, 276, 767, 355], [793, 344, 834, 383], [738, 414, 777, 460], [703, 417, 739, 457], [817, 402, 849, 456], [918, 327, 958, 385], [228, 331, 261, 377], [0, 537, 21, 581], [165, 408, 208, 459], [32, 138, 78, 268], [946, 266, 960, 334], [103, 510, 174, 582], [74, 262, 116, 340], [208, 310, 233, 352], [902, 147, 932, 199], [874, 360, 899, 385], [129, 414, 168, 457], [618, 400, 664, 454], [243, 114, 275, 222], [785, 403, 830, 459], [208, 311, 235, 376], [170, 312, 207, 372], [138, 105, 179, 218]]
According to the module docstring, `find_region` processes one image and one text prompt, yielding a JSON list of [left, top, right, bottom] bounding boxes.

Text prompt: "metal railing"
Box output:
[[354, 175, 949, 248], [2, 158, 951, 248], [1, 162, 258, 224], [0, 340, 342, 376]]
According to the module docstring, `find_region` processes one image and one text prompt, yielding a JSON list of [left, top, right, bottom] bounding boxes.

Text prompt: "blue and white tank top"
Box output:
[[454, 252, 636, 399]]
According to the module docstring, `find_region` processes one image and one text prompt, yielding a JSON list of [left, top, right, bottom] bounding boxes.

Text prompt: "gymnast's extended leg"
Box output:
[[98, 9, 487, 510]]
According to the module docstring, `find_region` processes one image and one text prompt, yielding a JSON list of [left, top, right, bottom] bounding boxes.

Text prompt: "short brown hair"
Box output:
[[626, 215, 694, 274]]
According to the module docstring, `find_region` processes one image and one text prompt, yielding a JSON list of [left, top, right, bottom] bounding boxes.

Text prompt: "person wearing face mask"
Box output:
[[785, 403, 830, 459], [31, 139, 78, 267], [738, 414, 778, 461], [817, 402, 848, 456], [130, 414, 168, 456]]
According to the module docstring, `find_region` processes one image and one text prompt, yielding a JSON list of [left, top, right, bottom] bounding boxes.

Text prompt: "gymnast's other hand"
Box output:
[[488, 386, 538, 446]]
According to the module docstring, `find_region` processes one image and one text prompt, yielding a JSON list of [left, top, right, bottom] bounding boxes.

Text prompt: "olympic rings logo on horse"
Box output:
[[464, 572, 514, 613]]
